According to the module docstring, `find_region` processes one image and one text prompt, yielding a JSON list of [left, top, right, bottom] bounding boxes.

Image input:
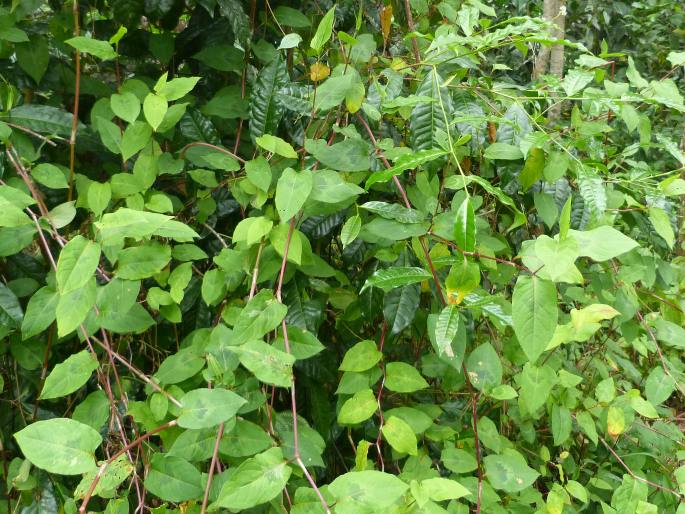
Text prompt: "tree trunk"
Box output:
[[533, 0, 557, 80]]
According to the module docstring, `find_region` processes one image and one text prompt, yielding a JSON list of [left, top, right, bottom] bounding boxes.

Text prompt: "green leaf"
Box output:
[[66, 36, 117, 60], [645, 367, 676, 405], [231, 340, 295, 387], [568, 227, 639, 261], [275, 168, 313, 221], [245, 156, 272, 192], [410, 69, 452, 153], [338, 388, 377, 424], [278, 32, 302, 50], [32, 163, 68, 189], [16, 36, 49, 84], [341, 214, 361, 248], [154, 74, 201, 101], [421, 477, 470, 501], [56, 235, 101, 295], [116, 242, 171, 280], [0, 282, 22, 333], [454, 198, 475, 252], [519, 147, 545, 190], [231, 290, 288, 345], [75, 455, 133, 501], [329, 470, 409, 508], [434, 305, 460, 358], [56, 278, 96, 337], [145, 454, 203, 502], [177, 388, 246, 429], [561, 70, 594, 96], [305, 138, 372, 172], [382, 416, 417, 455], [14, 418, 102, 475], [220, 419, 272, 457], [654, 319, 685, 348], [256, 134, 298, 158], [384, 362, 429, 392], [575, 411, 598, 445], [249, 56, 289, 139], [212, 448, 292, 510], [111, 92, 141, 124], [512, 275, 558, 363], [21, 286, 59, 339], [484, 142, 523, 160], [648, 207, 675, 248], [339, 340, 382, 372], [120, 121, 152, 161], [365, 148, 447, 190], [361, 267, 432, 292], [40, 350, 98, 400], [484, 451, 540, 493], [465, 343, 502, 391], [360, 202, 424, 224], [143, 93, 168, 131], [310, 6, 336, 53], [518, 363, 557, 413]]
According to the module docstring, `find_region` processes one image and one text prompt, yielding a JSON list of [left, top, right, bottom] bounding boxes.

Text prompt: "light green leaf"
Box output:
[[384, 362, 429, 393], [338, 388, 377, 424], [329, 470, 408, 508], [518, 363, 557, 413], [65, 36, 116, 60], [145, 454, 202, 502], [341, 215, 361, 248], [177, 388, 246, 429], [245, 156, 272, 192], [231, 290, 287, 346], [465, 343, 502, 391], [484, 451, 540, 493], [275, 168, 313, 221], [454, 198, 476, 252], [339, 340, 382, 372], [40, 350, 98, 400], [310, 6, 336, 52], [21, 286, 59, 339], [143, 93, 168, 131], [421, 477, 470, 501], [484, 142, 523, 160], [116, 242, 171, 280], [648, 207, 674, 248], [14, 418, 102, 475], [561, 70, 594, 96], [111, 92, 141, 124], [568, 227, 639, 261], [212, 448, 292, 510], [56, 235, 101, 295], [512, 275, 558, 362], [382, 416, 417, 455], [278, 32, 302, 50], [56, 278, 96, 337], [155, 75, 201, 101], [120, 121, 152, 161], [32, 163, 68, 189], [256, 134, 298, 158], [645, 367, 676, 405], [360, 202, 424, 224], [231, 340, 295, 387]]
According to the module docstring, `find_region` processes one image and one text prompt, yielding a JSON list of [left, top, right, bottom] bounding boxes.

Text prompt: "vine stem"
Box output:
[[356, 111, 484, 513], [68, 0, 80, 201], [200, 420, 225, 514], [79, 421, 178, 514], [275, 218, 331, 514]]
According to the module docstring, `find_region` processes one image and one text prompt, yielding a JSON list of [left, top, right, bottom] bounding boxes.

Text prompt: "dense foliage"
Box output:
[[1, 1, 685, 513]]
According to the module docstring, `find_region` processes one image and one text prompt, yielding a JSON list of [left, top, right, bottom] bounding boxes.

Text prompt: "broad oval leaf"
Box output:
[[512, 275, 558, 363]]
